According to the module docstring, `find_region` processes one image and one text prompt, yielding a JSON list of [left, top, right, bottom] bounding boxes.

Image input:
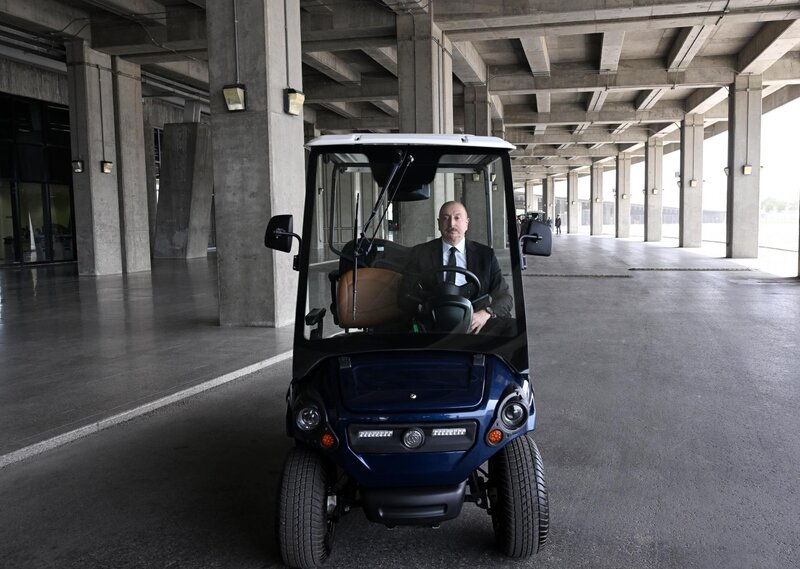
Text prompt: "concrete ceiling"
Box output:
[[1, 0, 800, 184]]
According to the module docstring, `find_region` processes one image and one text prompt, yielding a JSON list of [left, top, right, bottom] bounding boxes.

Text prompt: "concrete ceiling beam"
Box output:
[[301, 26, 396, 52], [0, 0, 91, 40], [451, 40, 487, 85], [371, 99, 399, 117], [435, 1, 800, 41], [490, 54, 800, 95], [738, 19, 800, 75], [512, 146, 620, 158], [685, 86, 729, 114], [636, 88, 668, 110], [587, 91, 608, 112], [303, 51, 361, 85], [599, 31, 625, 73], [315, 113, 398, 131], [668, 25, 716, 71], [505, 129, 651, 145], [503, 104, 726, 126], [304, 75, 397, 103], [300, 0, 334, 14], [362, 46, 397, 76], [520, 35, 550, 76]]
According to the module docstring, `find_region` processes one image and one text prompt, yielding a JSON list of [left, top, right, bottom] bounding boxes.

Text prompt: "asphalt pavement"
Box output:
[[1, 236, 798, 568]]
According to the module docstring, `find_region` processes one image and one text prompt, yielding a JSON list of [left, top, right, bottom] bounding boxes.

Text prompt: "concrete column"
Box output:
[[615, 153, 632, 238], [66, 41, 123, 276], [590, 163, 603, 235], [153, 123, 213, 259], [726, 75, 762, 259], [567, 170, 579, 233], [207, 0, 305, 326], [462, 174, 489, 245], [111, 57, 151, 273], [524, 180, 536, 212], [491, 119, 506, 140], [644, 136, 664, 242], [397, 11, 453, 243], [680, 113, 704, 247], [543, 176, 555, 221], [464, 84, 490, 136]]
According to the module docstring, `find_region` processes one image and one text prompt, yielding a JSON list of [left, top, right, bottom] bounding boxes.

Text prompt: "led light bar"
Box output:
[[358, 429, 394, 438], [431, 428, 467, 437]]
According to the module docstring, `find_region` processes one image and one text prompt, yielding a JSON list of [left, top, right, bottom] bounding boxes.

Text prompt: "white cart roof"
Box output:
[[306, 133, 515, 150]]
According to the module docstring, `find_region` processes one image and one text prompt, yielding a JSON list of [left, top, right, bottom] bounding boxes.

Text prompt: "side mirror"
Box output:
[[520, 220, 552, 257], [265, 214, 298, 253]]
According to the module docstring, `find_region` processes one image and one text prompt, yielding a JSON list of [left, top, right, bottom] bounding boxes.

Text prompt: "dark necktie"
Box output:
[[446, 246, 458, 283]]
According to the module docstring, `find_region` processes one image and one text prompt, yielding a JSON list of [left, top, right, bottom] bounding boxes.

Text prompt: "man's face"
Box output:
[[438, 203, 469, 245]]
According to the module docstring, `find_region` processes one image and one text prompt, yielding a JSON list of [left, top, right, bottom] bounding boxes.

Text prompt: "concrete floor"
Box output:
[[0, 236, 798, 568]]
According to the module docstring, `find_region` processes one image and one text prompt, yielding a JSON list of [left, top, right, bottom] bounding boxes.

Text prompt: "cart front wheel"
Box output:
[[277, 446, 335, 568], [489, 435, 549, 558]]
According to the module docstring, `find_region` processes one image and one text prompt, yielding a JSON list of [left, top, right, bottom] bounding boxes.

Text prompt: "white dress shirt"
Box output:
[[441, 239, 467, 285]]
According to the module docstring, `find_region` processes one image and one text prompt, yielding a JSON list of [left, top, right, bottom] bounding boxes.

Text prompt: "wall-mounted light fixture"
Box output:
[[571, 200, 576, 205], [284, 88, 305, 116], [621, 193, 628, 199], [595, 197, 601, 203], [652, 189, 659, 195], [101, 160, 114, 174], [742, 165, 753, 175], [723, 167, 730, 177], [490, 173, 497, 182], [223, 84, 247, 111], [71, 160, 84, 173], [471, 172, 481, 182], [689, 179, 698, 187], [491, 184, 498, 192]]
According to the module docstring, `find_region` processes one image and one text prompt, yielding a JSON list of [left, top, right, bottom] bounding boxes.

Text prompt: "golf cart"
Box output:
[[264, 134, 552, 568]]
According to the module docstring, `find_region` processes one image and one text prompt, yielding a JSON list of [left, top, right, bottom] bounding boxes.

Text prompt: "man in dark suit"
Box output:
[[400, 201, 513, 334]]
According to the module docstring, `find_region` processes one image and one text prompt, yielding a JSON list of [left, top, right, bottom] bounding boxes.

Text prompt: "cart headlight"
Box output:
[[500, 401, 528, 430], [296, 406, 322, 431]]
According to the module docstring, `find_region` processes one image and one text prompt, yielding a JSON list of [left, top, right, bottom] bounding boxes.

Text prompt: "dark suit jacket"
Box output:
[[400, 238, 513, 317]]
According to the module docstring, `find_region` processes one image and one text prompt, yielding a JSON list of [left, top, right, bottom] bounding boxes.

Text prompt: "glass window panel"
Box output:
[[49, 184, 73, 261], [0, 180, 15, 265], [18, 182, 48, 262]]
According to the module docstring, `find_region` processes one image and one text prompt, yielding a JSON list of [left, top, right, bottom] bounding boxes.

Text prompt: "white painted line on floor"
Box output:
[[0, 350, 293, 470]]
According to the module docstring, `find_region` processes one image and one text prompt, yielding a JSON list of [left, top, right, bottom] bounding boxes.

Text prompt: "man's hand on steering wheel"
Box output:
[[470, 309, 492, 334]]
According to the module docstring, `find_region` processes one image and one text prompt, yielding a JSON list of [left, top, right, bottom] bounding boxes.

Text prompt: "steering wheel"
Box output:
[[411, 266, 483, 333]]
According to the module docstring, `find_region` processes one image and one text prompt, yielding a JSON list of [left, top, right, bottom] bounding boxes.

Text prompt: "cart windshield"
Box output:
[[296, 142, 528, 373]]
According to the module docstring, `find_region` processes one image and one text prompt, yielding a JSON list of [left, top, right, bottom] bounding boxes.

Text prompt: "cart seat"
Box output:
[[337, 268, 404, 328]]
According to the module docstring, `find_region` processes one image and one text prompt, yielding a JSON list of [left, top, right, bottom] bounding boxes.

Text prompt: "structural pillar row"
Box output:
[[397, 11, 454, 244], [726, 75, 762, 259], [590, 163, 603, 235], [567, 170, 579, 234], [207, 0, 305, 326], [66, 41, 123, 276], [680, 113, 704, 247], [644, 136, 664, 242], [615, 153, 632, 238]]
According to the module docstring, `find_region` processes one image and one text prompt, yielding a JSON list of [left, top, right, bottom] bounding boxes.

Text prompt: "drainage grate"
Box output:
[[628, 267, 751, 272]]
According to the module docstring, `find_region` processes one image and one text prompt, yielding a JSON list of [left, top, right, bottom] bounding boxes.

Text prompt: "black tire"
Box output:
[[277, 446, 335, 569], [489, 435, 550, 558]]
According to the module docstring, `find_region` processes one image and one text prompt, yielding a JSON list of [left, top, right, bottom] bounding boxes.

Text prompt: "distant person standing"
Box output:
[[555, 215, 562, 234]]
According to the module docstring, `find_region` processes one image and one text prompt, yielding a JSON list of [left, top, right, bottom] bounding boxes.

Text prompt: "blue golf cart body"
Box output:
[[265, 134, 552, 568]]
